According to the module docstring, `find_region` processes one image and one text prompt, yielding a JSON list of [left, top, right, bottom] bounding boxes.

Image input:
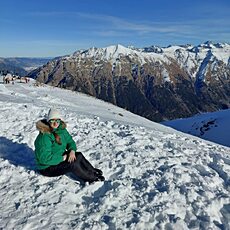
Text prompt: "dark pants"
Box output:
[[39, 152, 102, 183]]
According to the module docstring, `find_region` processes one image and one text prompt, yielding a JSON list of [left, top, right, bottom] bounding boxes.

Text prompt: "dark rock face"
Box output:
[[28, 44, 230, 122]]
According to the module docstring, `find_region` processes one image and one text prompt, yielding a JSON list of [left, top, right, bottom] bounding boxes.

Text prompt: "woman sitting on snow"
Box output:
[[34, 108, 104, 183]]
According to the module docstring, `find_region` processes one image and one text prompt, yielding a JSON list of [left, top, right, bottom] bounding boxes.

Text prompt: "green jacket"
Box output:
[[34, 119, 77, 170]]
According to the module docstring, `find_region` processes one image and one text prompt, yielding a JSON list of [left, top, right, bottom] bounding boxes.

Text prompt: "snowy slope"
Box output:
[[163, 109, 230, 148], [0, 80, 230, 229]]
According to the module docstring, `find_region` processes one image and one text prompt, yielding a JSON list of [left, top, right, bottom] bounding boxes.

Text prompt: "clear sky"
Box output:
[[1, 0, 229, 57]]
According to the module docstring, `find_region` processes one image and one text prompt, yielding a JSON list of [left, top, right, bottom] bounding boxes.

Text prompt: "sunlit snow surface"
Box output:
[[0, 79, 230, 229], [163, 109, 230, 148]]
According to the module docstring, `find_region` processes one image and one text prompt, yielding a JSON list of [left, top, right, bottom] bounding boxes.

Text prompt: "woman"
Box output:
[[34, 108, 104, 183]]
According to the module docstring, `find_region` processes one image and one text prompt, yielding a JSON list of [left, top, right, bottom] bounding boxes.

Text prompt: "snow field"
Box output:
[[0, 81, 230, 229]]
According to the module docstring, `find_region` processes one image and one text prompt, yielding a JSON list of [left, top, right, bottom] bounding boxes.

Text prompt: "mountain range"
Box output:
[[26, 41, 230, 121], [0, 57, 52, 76]]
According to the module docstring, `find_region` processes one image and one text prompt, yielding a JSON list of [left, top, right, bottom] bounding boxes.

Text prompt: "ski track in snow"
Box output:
[[0, 81, 230, 229]]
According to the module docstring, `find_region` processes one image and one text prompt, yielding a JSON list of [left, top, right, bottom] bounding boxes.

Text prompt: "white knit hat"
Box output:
[[47, 108, 63, 121]]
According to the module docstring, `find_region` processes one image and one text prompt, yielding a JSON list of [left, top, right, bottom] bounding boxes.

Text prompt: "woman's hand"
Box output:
[[68, 150, 76, 163]]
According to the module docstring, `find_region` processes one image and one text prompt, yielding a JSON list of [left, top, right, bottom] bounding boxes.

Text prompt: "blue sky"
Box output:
[[1, 0, 229, 57]]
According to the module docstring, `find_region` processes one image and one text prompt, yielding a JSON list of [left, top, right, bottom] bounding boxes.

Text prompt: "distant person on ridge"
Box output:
[[34, 108, 104, 183]]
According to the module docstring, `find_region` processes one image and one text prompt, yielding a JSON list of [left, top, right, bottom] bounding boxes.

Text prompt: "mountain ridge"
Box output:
[[28, 41, 230, 122], [0, 57, 52, 76]]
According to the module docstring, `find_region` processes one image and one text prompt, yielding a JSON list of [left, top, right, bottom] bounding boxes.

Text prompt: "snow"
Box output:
[[212, 46, 230, 65], [72, 44, 166, 65], [162, 109, 230, 148], [0, 79, 230, 229]]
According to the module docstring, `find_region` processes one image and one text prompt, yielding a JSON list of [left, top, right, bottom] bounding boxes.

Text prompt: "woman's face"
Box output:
[[49, 119, 61, 129]]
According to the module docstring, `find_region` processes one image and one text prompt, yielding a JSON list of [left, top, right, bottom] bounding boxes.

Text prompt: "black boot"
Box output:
[[94, 168, 103, 175], [95, 175, 105, 181]]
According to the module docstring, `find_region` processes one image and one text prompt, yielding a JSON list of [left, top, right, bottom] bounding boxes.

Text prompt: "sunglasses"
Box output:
[[49, 119, 61, 124]]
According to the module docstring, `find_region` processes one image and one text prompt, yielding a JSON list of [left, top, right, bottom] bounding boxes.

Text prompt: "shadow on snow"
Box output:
[[0, 136, 36, 170]]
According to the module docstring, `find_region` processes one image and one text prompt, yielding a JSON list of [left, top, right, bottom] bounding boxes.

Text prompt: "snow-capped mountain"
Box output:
[[28, 42, 230, 122], [0, 79, 230, 229], [73, 41, 230, 66]]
